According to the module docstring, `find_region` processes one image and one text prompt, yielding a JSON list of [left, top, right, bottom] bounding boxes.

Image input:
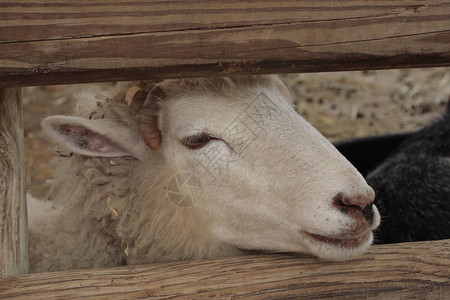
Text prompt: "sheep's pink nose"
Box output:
[[332, 192, 375, 224]]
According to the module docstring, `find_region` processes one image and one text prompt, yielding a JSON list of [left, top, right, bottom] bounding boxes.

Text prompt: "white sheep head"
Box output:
[[41, 75, 380, 262]]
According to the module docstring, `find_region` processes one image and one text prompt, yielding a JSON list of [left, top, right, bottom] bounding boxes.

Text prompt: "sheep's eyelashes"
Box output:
[[182, 133, 217, 150]]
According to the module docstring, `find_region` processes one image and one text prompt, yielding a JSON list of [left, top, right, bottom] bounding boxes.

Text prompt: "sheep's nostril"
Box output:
[[362, 203, 374, 224], [332, 193, 360, 213], [332, 193, 375, 224]]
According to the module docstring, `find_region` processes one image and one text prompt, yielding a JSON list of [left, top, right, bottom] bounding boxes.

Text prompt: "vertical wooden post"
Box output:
[[0, 87, 29, 276]]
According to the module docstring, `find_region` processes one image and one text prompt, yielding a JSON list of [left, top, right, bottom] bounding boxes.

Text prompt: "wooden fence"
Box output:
[[1, 240, 449, 299], [1, 0, 449, 298], [1, 0, 450, 87]]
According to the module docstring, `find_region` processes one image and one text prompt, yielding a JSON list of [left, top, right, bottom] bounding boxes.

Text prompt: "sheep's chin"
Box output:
[[300, 231, 374, 261]]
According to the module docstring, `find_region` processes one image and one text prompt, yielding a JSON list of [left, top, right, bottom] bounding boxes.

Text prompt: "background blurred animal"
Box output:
[[365, 106, 450, 244]]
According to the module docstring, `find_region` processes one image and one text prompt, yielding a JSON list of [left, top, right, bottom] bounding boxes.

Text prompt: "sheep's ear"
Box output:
[[41, 116, 147, 160]]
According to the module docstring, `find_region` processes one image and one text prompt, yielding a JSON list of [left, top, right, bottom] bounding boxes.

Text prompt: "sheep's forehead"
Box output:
[[158, 76, 293, 139], [162, 94, 259, 137]]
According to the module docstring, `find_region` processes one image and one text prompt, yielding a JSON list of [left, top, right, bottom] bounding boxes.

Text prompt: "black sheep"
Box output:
[[365, 107, 450, 244]]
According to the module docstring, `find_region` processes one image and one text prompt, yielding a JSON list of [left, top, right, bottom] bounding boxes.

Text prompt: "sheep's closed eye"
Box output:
[[182, 133, 219, 150]]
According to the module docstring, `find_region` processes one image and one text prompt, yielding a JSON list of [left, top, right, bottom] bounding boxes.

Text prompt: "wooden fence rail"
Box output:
[[1, 0, 450, 87], [0, 239, 449, 299]]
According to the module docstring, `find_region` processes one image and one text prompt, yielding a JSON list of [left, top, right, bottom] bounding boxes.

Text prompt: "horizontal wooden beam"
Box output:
[[0, 239, 449, 299], [1, 0, 450, 87]]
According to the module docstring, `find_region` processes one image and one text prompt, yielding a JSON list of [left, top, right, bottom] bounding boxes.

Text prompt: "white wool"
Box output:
[[28, 75, 380, 273]]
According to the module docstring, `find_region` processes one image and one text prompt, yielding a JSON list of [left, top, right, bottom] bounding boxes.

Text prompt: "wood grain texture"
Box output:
[[1, 0, 450, 87], [0, 88, 29, 277], [0, 239, 448, 299]]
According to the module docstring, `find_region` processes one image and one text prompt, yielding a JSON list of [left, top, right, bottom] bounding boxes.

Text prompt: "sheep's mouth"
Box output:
[[301, 231, 371, 248]]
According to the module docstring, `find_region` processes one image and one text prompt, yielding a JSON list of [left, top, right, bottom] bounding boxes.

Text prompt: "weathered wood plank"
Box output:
[[0, 239, 448, 299], [0, 88, 29, 277], [1, 0, 450, 87]]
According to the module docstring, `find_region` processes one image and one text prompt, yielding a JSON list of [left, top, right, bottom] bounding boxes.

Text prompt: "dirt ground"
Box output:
[[24, 67, 450, 198]]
